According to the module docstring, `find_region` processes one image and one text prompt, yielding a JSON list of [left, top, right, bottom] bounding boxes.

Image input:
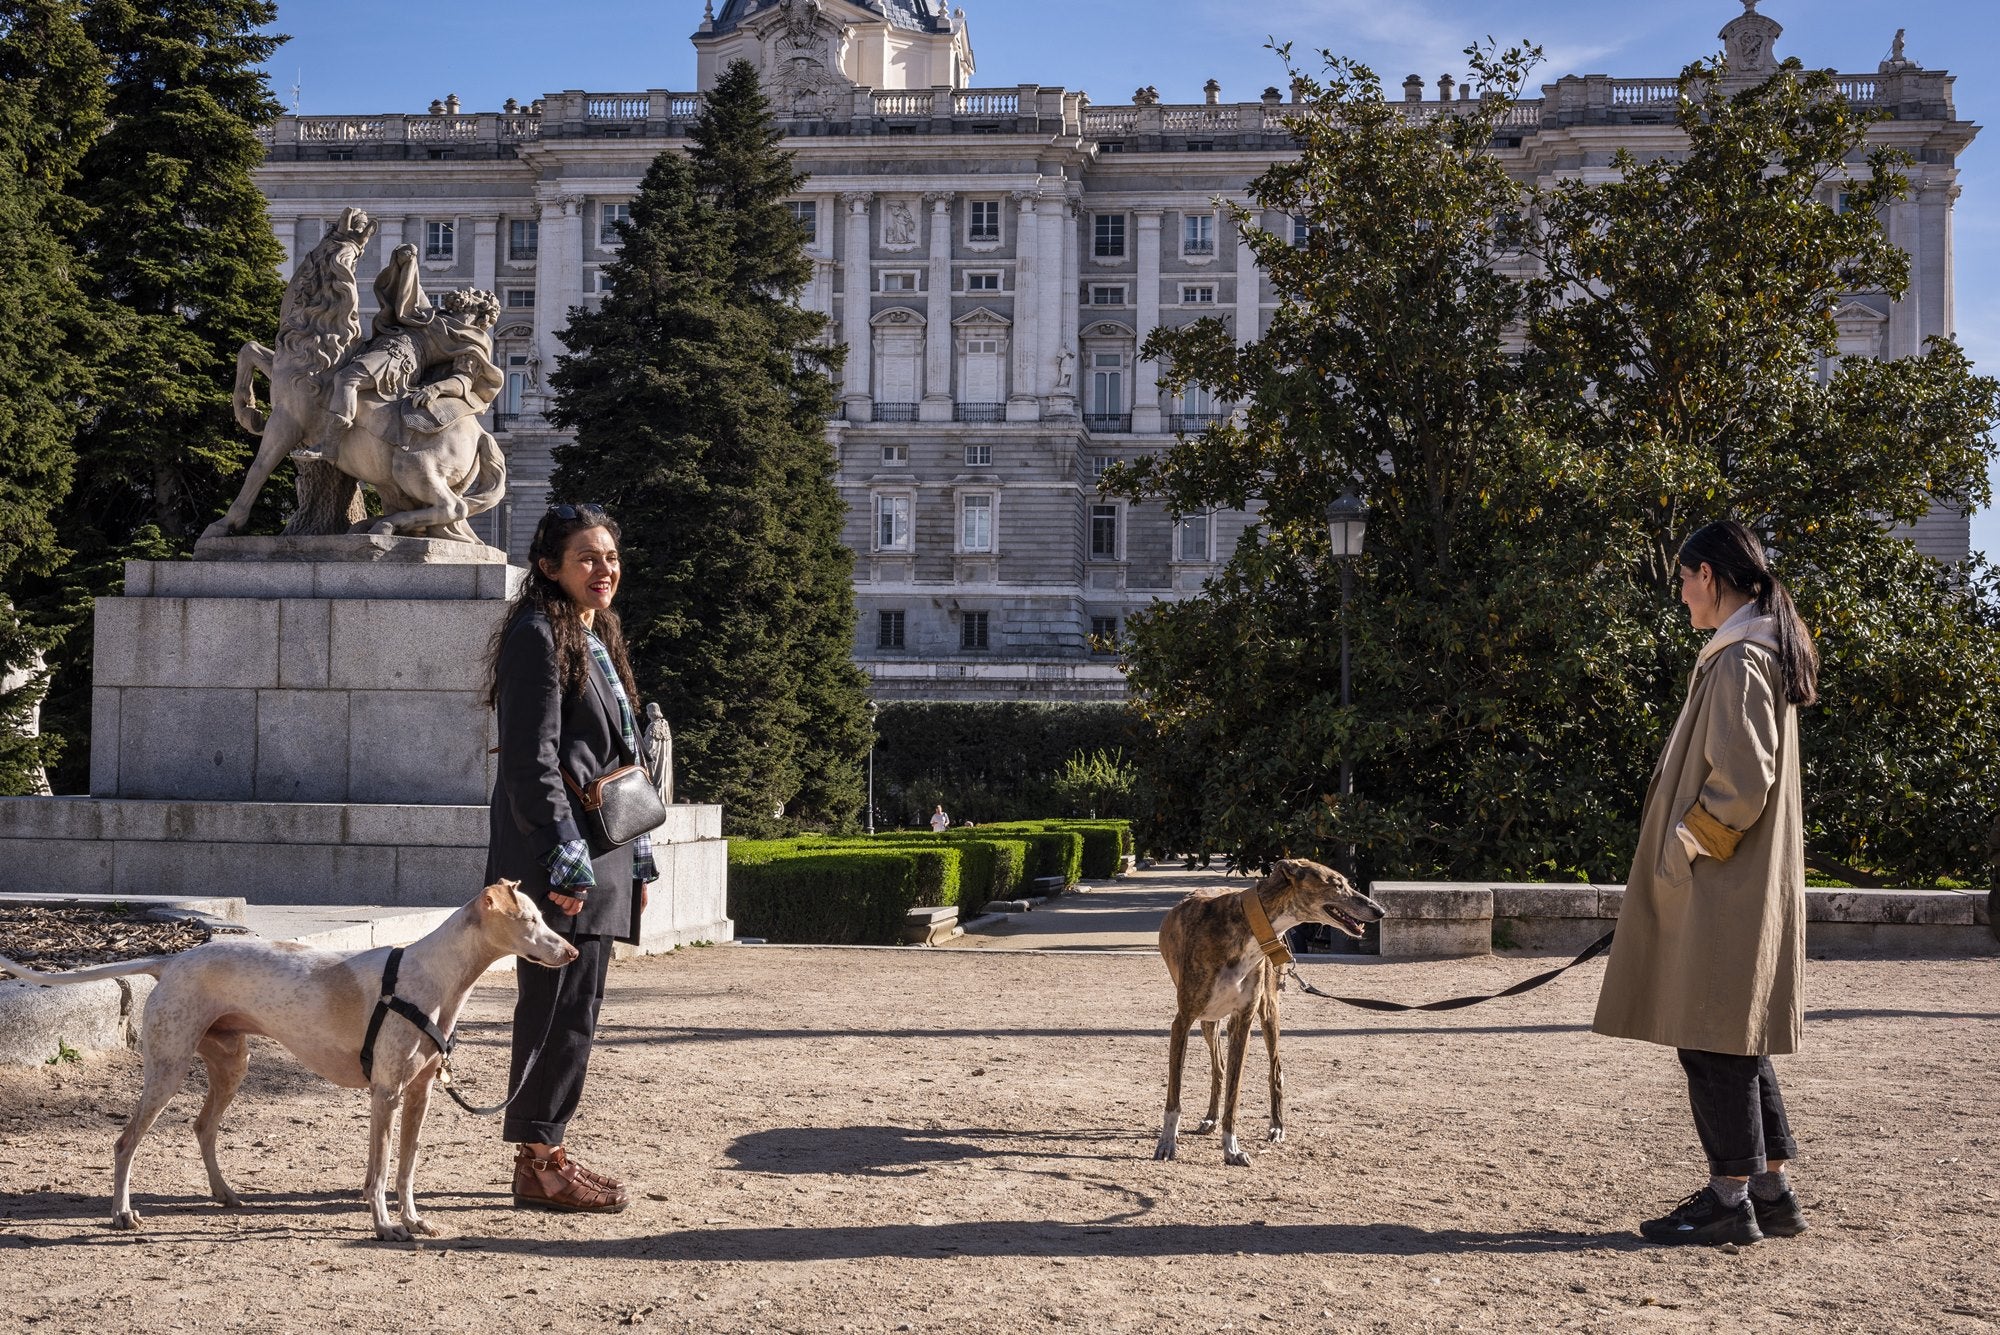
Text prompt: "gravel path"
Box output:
[[0, 940, 1994, 1333]]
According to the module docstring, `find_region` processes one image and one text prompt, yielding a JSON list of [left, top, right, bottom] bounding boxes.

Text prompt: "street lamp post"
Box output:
[[866, 699, 880, 836], [1324, 491, 1368, 880]]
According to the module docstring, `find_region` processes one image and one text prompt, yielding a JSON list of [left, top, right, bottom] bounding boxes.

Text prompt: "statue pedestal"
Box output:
[[0, 542, 730, 952]]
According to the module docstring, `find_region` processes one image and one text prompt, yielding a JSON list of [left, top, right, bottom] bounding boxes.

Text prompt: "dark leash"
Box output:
[[1283, 928, 1616, 1012], [359, 946, 565, 1117]]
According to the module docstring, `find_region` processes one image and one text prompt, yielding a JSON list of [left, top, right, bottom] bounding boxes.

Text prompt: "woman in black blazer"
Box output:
[[485, 504, 653, 1213]]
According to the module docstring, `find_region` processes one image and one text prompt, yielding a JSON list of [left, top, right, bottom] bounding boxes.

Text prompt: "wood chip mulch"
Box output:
[[0, 906, 211, 973]]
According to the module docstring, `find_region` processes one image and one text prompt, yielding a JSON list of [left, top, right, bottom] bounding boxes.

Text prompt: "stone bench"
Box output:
[[902, 905, 961, 946]]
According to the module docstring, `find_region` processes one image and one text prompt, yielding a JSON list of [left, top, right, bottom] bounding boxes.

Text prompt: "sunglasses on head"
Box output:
[[547, 502, 605, 522]]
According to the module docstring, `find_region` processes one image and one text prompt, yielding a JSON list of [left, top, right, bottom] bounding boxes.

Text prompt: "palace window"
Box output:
[[1093, 213, 1126, 258], [964, 444, 992, 466], [968, 199, 1001, 244], [1090, 615, 1119, 650], [424, 219, 455, 261], [880, 444, 908, 465], [960, 610, 990, 650], [1182, 213, 1214, 257], [877, 610, 906, 650], [1180, 284, 1217, 305], [874, 493, 912, 551], [1089, 284, 1127, 306], [1089, 503, 1120, 559], [509, 219, 538, 260], [1176, 512, 1213, 562], [787, 200, 818, 245], [881, 270, 919, 292], [504, 288, 535, 308], [960, 494, 994, 553], [966, 271, 1001, 292], [1091, 454, 1114, 478], [599, 203, 631, 245], [593, 269, 616, 293]]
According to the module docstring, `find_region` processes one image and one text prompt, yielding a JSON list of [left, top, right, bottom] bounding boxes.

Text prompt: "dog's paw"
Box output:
[[375, 1222, 413, 1243], [1190, 1118, 1217, 1135], [108, 1209, 143, 1231], [1266, 1125, 1286, 1144], [212, 1187, 245, 1208], [1152, 1139, 1178, 1161], [1222, 1135, 1251, 1167], [401, 1215, 444, 1239]]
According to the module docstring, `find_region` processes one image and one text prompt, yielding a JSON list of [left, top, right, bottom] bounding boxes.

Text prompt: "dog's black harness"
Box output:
[[359, 947, 454, 1079], [359, 946, 560, 1117]]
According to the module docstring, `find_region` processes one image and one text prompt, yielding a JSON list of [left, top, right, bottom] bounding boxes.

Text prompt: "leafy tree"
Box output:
[[548, 61, 868, 837], [1110, 46, 2000, 885], [0, 1, 108, 792]]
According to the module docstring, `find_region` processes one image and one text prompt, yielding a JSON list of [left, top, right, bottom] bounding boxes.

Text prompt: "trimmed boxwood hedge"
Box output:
[[725, 820, 1131, 944]]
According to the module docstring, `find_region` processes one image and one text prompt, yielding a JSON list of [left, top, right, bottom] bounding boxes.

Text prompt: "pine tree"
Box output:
[[549, 61, 869, 836], [0, 1, 109, 793]]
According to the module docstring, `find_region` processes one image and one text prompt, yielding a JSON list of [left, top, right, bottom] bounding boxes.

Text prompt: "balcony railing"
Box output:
[[872, 402, 920, 423], [1167, 413, 1224, 432], [1084, 413, 1132, 433], [953, 402, 1006, 423]]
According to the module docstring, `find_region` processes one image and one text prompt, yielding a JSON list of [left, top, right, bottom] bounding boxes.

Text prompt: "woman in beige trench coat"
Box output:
[[1592, 520, 1820, 1248]]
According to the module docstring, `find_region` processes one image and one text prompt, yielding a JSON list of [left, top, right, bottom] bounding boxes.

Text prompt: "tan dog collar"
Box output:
[[1241, 886, 1294, 968]]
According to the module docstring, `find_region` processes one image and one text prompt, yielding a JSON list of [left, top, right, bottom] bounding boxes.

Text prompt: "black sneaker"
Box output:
[[1751, 1187, 1808, 1237], [1639, 1186, 1763, 1246]]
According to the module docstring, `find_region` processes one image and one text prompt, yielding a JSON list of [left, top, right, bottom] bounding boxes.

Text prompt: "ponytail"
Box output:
[[1677, 520, 1819, 707]]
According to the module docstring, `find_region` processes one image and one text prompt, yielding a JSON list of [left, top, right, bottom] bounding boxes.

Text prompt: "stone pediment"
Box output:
[[1831, 299, 1888, 326], [871, 305, 926, 326], [952, 305, 1011, 327]]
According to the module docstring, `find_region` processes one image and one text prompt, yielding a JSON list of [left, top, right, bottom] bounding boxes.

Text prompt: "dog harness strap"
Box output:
[[1240, 888, 1294, 968], [358, 946, 454, 1081]]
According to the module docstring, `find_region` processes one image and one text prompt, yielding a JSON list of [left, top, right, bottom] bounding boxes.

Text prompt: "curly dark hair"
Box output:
[[485, 504, 641, 710]]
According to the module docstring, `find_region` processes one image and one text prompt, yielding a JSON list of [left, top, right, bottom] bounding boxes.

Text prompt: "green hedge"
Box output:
[[730, 852, 925, 945], [875, 701, 1135, 825], [870, 832, 1031, 904]]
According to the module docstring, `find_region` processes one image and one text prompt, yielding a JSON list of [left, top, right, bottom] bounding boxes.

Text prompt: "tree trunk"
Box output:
[[284, 460, 366, 535]]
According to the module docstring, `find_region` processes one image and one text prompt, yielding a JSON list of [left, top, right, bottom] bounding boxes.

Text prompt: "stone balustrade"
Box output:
[[255, 67, 1947, 160], [1369, 881, 1995, 959]]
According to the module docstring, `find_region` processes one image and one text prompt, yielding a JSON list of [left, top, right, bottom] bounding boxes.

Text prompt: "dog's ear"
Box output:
[[478, 880, 519, 916]]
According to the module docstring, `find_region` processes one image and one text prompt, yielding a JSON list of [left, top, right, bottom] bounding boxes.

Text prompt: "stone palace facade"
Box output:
[[251, 0, 1976, 702]]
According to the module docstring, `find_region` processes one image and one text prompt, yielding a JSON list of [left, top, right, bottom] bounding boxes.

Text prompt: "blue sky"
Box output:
[[267, 0, 2000, 559]]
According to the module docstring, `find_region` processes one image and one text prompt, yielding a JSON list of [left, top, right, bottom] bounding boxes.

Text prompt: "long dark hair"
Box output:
[[485, 505, 642, 709], [1677, 520, 1819, 707]]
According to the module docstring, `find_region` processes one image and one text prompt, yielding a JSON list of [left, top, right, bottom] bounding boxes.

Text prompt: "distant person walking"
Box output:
[[485, 503, 655, 1214], [930, 804, 951, 834], [1594, 520, 1818, 1247]]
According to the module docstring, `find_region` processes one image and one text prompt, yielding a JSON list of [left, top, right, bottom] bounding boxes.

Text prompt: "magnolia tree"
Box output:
[[1106, 44, 2000, 886]]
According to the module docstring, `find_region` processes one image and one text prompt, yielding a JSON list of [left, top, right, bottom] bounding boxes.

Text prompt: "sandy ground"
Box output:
[[1, 891, 1996, 1334]]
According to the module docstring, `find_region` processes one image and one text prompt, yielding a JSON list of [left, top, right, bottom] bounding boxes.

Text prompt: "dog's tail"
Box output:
[[0, 954, 171, 986]]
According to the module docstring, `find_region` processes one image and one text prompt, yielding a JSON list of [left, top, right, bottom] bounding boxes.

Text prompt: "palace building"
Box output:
[[252, 0, 1977, 701]]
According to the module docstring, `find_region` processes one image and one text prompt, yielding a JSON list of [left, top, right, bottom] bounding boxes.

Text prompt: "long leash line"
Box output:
[[1283, 928, 1616, 1013], [360, 946, 567, 1117]]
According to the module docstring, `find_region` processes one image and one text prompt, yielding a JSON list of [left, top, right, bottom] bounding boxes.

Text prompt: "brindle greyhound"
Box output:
[[1153, 859, 1385, 1165]]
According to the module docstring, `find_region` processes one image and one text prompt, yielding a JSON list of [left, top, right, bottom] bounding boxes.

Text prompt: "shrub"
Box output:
[[978, 824, 1085, 887], [730, 852, 922, 945], [874, 702, 1134, 825], [1048, 822, 1127, 879]]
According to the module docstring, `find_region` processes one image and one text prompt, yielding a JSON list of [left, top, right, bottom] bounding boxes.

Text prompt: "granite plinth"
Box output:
[[192, 533, 508, 564]]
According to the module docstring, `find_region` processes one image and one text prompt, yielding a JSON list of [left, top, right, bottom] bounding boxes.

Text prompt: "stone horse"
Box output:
[[204, 206, 507, 544]]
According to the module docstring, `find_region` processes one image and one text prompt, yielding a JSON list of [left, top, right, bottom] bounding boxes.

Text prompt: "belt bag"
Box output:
[[562, 762, 667, 855]]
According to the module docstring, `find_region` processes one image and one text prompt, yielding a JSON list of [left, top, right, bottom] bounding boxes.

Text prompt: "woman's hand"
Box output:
[[548, 891, 585, 917]]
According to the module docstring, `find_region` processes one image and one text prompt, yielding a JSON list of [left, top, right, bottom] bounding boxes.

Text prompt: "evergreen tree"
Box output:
[[549, 60, 869, 836], [23, 0, 287, 791], [0, 1, 108, 792]]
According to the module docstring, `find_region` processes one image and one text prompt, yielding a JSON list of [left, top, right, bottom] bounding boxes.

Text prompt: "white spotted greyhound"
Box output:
[[0, 880, 576, 1241]]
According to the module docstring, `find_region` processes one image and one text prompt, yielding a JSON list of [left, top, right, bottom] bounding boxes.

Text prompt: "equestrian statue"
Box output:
[[203, 206, 508, 544]]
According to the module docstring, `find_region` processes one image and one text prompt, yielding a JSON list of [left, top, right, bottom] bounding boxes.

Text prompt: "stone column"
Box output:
[[1038, 192, 1072, 409], [1886, 194, 1921, 358], [1007, 191, 1041, 421], [920, 191, 955, 422], [530, 191, 583, 413], [1132, 208, 1163, 434], [1918, 180, 1955, 345], [1234, 207, 1261, 346], [840, 191, 874, 418], [401, 213, 424, 251], [471, 214, 499, 297]]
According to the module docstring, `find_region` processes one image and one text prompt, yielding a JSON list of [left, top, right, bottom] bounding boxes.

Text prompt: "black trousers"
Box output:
[[1677, 1048, 1799, 1176], [502, 932, 613, 1145]]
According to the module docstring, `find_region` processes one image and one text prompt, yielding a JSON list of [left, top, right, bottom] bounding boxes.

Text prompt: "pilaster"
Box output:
[[1234, 207, 1261, 346], [921, 191, 955, 422], [471, 214, 499, 297], [841, 191, 875, 418], [1132, 208, 1163, 434], [530, 191, 584, 415], [1007, 191, 1042, 421]]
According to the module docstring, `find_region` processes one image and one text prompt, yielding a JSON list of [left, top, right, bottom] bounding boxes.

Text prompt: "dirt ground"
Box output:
[[0, 941, 1995, 1334]]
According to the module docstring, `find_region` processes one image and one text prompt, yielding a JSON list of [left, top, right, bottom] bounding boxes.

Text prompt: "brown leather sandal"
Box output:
[[512, 1145, 629, 1213]]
